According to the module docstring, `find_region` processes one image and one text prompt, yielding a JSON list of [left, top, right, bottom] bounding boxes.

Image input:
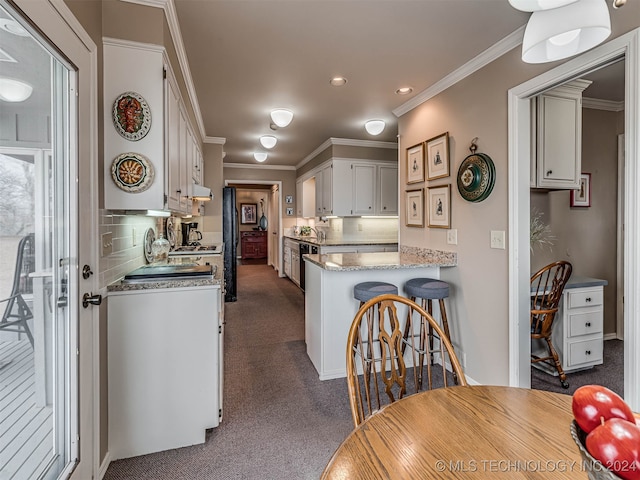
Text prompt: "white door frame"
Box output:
[[508, 29, 640, 410], [225, 180, 284, 274], [617, 133, 625, 340], [13, 0, 100, 478]]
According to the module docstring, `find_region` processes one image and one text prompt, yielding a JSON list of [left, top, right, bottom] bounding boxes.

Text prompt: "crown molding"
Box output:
[[393, 25, 526, 118], [223, 162, 296, 171], [120, 0, 206, 140], [296, 137, 397, 170], [102, 36, 164, 53], [204, 136, 227, 144], [582, 97, 625, 112]]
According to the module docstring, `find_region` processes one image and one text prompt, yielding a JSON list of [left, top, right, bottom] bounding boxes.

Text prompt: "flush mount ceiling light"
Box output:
[[521, 0, 611, 64], [254, 152, 268, 162], [508, 0, 577, 10], [330, 76, 348, 86], [259, 135, 277, 149], [0, 77, 33, 102], [395, 87, 413, 95], [612, 0, 626, 7], [364, 120, 385, 136], [270, 109, 294, 128]]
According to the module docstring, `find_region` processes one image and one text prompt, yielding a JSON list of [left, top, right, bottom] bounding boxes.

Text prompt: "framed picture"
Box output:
[[406, 143, 425, 184], [426, 132, 450, 180], [405, 189, 424, 227], [285, 195, 293, 204], [427, 184, 451, 228], [240, 203, 257, 224], [286, 207, 294, 216], [571, 173, 591, 207]]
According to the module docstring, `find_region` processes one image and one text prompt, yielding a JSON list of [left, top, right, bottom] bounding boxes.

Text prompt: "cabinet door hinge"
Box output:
[[219, 325, 222, 334], [163, 67, 167, 79], [219, 408, 222, 418]]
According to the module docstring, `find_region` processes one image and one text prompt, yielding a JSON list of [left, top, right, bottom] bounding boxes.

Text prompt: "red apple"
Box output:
[[586, 418, 640, 480], [572, 385, 635, 433]]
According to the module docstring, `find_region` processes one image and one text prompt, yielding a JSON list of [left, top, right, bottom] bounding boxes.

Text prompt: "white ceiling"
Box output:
[[173, 0, 530, 167]]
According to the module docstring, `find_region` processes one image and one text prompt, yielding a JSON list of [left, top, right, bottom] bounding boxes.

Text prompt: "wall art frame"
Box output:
[[570, 173, 591, 207], [427, 184, 451, 228], [112, 91, 152, 141], [405, 189, 424, 227], [426, 132, 450, 180], [241, 203, 257, 224], [406, 143, 425, 184]]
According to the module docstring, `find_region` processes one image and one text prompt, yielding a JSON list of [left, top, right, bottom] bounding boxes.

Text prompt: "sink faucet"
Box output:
[[309, 227, 326, 241]]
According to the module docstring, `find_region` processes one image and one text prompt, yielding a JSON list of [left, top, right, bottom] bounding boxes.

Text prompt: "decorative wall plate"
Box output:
[[144, 228, 155, 264], [456, 152, 496, 203], [112, 91, 151, 141], [166, 216, 176, 249], [111, 152, 154, 193]]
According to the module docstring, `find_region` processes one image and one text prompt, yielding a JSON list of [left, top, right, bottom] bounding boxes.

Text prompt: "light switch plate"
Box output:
[[447, 229, 457, 245], [101, 232, 113, 257], [490, 230, 505, 249]]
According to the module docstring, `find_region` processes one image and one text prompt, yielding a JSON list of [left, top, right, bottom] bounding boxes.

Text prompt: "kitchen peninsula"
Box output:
[[304, 246, 457, 380]]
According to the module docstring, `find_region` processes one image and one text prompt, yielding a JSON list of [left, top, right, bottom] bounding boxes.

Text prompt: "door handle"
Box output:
[[82, 293, 102, 308]]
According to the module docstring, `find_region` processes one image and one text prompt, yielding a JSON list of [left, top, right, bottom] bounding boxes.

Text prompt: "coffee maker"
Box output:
[[181, 222, 202, 246]]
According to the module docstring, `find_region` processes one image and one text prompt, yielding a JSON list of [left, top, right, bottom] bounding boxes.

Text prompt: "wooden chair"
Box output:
[[0, 234, 35, 347], [530, 260, 572, 388], [346, 293, 467, 428]]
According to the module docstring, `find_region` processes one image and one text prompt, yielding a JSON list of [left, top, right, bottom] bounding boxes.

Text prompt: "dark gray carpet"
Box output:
[[531, 339, 624, 397], [103, 265, 352, 480]]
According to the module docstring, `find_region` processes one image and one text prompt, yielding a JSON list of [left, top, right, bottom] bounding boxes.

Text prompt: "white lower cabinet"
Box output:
[[532, 284, 604, 375], [107, 285, 222, 460]]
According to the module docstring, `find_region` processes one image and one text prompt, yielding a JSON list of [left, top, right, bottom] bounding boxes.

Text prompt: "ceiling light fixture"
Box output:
[[508, 0, 577, 10], [270, 109, 293, 128], [0, 77, 33, 102], [330, 76, 348, 86], [254, 152, 268, 162], [364, 120, 385, 136], [395, 87, 413, 95], [259, 135, 277, 149], [521, 0, 611, 64]]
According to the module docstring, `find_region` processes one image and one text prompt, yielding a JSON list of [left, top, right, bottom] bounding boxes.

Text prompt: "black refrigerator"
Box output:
[[222, 186, 238, 302]]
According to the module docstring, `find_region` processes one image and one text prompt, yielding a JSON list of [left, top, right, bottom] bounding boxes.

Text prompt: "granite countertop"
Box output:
[[284, 235, 398, 247], [108, 263, 223, 292], [303, 246, 457, 272]]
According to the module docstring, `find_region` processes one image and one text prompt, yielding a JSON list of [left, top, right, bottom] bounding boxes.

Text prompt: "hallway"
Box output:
[[104, 264, 352, 479]]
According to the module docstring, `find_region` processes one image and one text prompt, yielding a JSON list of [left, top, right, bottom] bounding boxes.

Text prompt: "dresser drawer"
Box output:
[[567, 288, 603, 308], [567, 339, 603, 367], [567, 311, 603, 337]]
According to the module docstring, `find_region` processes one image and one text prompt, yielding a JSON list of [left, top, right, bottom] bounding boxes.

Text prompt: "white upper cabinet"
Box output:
[[533, 79, 592, 190], [305, 158, 397, 217], [103, 40, 198, 214]]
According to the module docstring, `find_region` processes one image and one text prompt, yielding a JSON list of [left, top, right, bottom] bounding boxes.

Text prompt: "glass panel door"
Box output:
[[0, 2, 78, 479]]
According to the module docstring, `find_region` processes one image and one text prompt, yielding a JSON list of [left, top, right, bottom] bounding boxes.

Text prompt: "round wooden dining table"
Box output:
[[322, 385, 588, 479]]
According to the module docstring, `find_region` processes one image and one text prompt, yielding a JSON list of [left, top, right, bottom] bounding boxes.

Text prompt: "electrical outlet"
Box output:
[[490, 230, 505, 249], [101, 232, 113, 257], [132, 228, 137, 246], [447, 229, 457, 245]]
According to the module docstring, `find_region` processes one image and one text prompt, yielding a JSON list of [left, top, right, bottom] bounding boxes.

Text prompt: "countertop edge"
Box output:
[[108, 278, 222, 292], [303, 251, 457, 271]]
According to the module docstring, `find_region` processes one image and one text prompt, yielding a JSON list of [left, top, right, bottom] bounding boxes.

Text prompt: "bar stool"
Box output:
[[404, 278, 457, 383], [353, 281, 398, 305]]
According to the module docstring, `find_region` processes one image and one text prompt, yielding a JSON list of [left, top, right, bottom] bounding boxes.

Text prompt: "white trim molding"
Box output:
[[508, 28, 640, 410], [296, 137, 397, 170], [582, 97, 625, 111], [204, 136, 227, 145], [394, 25, 526, 118]]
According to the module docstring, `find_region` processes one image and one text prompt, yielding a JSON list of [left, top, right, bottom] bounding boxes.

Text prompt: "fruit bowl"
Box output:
[[571, 420, 622, 480]]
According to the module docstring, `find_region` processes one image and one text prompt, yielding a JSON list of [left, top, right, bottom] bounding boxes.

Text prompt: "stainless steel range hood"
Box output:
[[192, 184, 213, 201]]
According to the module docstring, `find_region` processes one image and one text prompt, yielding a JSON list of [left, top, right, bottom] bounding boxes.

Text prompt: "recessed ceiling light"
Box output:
[[364, 120, 385, 136], [0, 19, 29, 37], [270, 109, 293, 128], [395, 87, 413, 95], [330, 77, 348, 87], [254, 152, 268, 162], [0, 77, 33, 102], [259, 135, 277, 149]]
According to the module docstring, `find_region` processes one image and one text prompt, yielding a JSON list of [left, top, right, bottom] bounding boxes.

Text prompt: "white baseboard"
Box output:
[[603, 333, 621, 341], [98, 452, 111, 480]]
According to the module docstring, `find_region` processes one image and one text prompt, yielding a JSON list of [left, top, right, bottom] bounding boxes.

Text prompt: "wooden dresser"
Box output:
[[241, 231, 267, 259]]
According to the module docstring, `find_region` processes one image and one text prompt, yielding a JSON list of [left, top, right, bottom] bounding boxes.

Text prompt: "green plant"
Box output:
[[530, 208, 555, 253]]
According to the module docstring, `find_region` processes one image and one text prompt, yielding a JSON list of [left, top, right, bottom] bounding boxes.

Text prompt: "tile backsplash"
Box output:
[[99, 210, 157, 288]]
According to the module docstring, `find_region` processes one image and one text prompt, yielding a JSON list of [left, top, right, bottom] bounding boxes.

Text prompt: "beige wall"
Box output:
[[200, 143, 224, 241], [531, 107, 623, 335], [397, 7, 639, 385]]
